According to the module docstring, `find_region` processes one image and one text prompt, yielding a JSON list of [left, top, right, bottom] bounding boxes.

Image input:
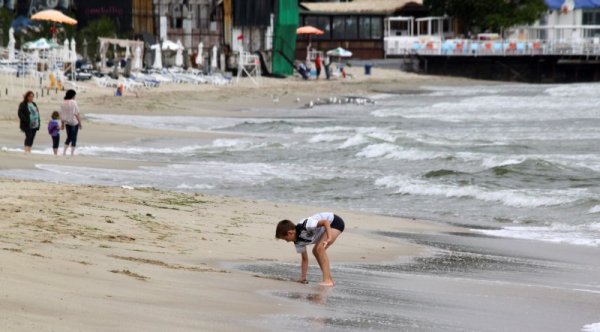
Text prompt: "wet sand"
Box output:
[[1, 68, 597, 331]]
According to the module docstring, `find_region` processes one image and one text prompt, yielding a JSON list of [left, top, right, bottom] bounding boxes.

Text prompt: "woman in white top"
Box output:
[[59, 89, 82, 156]]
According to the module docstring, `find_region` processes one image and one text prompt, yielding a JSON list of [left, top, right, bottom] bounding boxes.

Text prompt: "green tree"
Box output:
[[77, 17, 118, 64], [424, 0, 548, 35], [0, 7, 15, 45]]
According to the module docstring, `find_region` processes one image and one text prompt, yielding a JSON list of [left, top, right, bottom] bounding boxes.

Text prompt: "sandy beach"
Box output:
[[1, 68, 599, 331], [0, 68, 456, 331]]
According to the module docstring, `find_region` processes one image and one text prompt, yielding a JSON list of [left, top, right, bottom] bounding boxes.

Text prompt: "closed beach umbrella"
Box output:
[[8, 27, 15, 61], [151, 43, 162, 69], [134, 45, 142, 70], [70, 38, 77, 62], [211, 45, 218, 69], [195, 42, 203, 66], [31, 49, 40, 63], [62, 39, 70, 61], [175, 39, 183, 67]]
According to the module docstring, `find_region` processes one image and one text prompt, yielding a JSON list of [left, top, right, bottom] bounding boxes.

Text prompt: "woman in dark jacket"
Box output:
[[17, 91, 40, 153]]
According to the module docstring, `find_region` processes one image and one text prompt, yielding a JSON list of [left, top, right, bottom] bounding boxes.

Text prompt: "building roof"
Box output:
[[300, 0, 424, 15], [545, 0, 600, 9]]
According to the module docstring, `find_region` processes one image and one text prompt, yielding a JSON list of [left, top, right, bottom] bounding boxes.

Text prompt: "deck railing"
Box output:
[[385, 37, 600, 57], [385, 25, 600, 57]]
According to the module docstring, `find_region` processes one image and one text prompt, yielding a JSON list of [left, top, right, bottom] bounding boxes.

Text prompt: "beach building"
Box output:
[[298, 0, 427, 59], [511, 0, 600, 51], [152, 0, 222, 51]]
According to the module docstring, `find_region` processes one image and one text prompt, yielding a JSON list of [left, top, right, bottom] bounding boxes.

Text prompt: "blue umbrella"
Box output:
[[11, 16, 40, 33]]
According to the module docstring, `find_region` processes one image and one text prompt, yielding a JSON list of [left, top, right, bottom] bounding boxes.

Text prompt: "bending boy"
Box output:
[[275, 212, 345, 287]]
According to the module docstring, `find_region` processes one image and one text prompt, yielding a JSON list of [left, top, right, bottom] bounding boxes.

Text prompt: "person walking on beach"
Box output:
[[17, 91, 40, 153], [59, 89, 82, 156], [275, 212, 345, 287], [315, 53, 322, 79], [47, 111, 61, 155]]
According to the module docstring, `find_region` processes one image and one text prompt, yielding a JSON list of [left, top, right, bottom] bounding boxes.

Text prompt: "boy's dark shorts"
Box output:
[[332, 214, 345, 232]]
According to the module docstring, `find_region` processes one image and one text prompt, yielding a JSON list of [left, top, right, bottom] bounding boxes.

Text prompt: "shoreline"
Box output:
[[0, 177, 459, 331], [2, 69, 597, 331], [0, 69, 473, 330]]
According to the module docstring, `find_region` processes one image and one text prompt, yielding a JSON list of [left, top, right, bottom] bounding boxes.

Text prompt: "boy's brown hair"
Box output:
[[51, 111, 60, 120], [275, 219, 295, 238]]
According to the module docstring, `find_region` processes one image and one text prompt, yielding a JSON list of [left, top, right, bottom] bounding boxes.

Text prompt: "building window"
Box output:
[[582, 9, 600, 37], [346, 16, 357, 39], [372, 17, 382, 39], [359, 16, 372, 39], [332, 16, 345, 39], [304, 15, 330, 40]]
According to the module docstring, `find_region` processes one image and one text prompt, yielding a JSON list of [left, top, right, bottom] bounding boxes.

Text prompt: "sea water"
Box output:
[[3, 82, 600, 331], [2, 82, 600, 247]]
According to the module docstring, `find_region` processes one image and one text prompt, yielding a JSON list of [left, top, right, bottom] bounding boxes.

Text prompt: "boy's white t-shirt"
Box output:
[[294, 212, 335, 253]]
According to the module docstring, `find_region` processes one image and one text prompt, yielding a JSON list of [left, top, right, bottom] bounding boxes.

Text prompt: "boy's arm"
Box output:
[[316, 220, 332, 247], [299, 250, 309, 283]]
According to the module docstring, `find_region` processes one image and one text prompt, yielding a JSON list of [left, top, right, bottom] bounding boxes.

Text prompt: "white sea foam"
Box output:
[[357, 143, 447, 161], [176, 183, 215, 190], [454, 151, 600, 173], [0, 161, 344, 191], [211, 138, 268, 151], [293, 126, 352, 134], [582, 322, 600, 332], [78, 138, 269, 156], [545, 83, 600, 98], [87, 113, 275, 132], [588, 205, 600, 214], [375, 175, 587, 208], [476, 223, 600, 247], [339, 134, 369, 149], [308, 134, 347, 143], [421, 84, 534, 97], [79, 144, 207, 155], [376, 94, 600, 123]]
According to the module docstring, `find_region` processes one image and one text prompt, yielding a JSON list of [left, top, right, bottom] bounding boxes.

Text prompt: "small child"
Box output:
[[47, 111, 60, 155], [275, 212, 345, 287]]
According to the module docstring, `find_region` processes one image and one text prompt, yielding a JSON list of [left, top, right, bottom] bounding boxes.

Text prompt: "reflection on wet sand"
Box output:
[[287, 286, 333, 305]]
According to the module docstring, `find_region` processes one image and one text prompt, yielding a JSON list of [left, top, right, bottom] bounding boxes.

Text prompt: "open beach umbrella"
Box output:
[[297, 26, 324, 62], [296, 26, 324, 35], [31, 9, 77, 25], [326, 47, 352, 58], [11, 15, 37, 33], [22, 38, 58, 50], [161, 39, 181, 51]]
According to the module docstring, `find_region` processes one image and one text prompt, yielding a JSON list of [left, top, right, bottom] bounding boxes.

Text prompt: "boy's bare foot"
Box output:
[[318, 281, 335, 287]]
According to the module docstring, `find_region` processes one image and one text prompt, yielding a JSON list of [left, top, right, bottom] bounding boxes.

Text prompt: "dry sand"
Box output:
[[0, 67, 466, 331]]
